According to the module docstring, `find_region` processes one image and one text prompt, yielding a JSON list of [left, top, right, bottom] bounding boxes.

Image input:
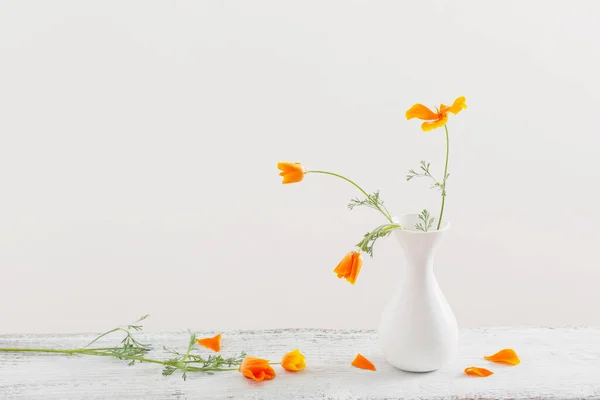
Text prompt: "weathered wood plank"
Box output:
[[1, 327, 599, 399]]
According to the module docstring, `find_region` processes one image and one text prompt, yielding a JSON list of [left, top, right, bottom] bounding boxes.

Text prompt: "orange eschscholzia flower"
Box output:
[[197, 334, 221, 352], [281, 349, 306, 372], [464, 366, 494, 377], [277, 162, 306, 184], [239, 356, 276, 382], [351, 353, 376, 371], [406, 96, 467, 132], [484, 348, 521, 365], [333, 250, 363, 285]]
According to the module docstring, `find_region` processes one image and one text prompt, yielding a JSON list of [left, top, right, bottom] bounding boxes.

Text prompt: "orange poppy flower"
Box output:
[[464, 366, 494, 377], [239, 356, 276, 382], [351, 353, 376, 371], [333, 251, 363, 285], [281, 349, 306, 371], [277, 162, 305, 184], [197, 334, 221, 352], [484, 348, 521, 365], [406, 96, 467, 132]]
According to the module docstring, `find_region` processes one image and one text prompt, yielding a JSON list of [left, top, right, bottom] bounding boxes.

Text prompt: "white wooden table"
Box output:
[[1, 327, 599, 399]]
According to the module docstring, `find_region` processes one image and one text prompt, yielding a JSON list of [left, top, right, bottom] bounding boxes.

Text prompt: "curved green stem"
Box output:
[[306, 170, 393, 223], [82, 327, 123, 348], [181, 338, 194, 363], [437, 125, 450, 230], [379, 202, 393, 221]]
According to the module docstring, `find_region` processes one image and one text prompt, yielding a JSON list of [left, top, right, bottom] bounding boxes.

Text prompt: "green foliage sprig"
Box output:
[[415, 209, 435, 232], [406, 160, 449, 195], [356, 223, 402, 257], [348, 190, 388, 213]]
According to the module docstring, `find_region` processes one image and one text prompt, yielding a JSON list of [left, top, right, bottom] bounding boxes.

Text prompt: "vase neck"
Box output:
[[394, 228, 446, 282]]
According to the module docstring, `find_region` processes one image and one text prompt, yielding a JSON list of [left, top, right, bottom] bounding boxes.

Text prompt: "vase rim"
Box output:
[[392, 213, 450, 234]]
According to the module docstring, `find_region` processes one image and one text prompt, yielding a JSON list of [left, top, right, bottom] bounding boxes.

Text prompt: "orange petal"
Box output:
[[281, 349, 306, 372], [347, 252, 363, 285], [406, 103, 439, 121], [351, 353, 376, 371], [421, 115, 448, 132], [333, 251, 353, 278], [277, 162, 305, 184], [277, 162, 303, 173], [484, 348, 520, 365], [464, 366, 494, 377], [240, 356, 276, 381], [197, 333, 221, 352], [444, 96, 467, 115]]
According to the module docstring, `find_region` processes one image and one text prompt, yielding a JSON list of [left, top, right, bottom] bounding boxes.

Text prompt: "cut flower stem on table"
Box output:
[[0, 316, 309, 382], [0, 316, 245, 380]]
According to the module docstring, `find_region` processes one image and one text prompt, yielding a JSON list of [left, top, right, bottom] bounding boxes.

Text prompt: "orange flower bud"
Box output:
[[239, 356, 276, 381], [277, 162, 305, 184], [333, 251, 362, 285], [281, 349, 306, 372]]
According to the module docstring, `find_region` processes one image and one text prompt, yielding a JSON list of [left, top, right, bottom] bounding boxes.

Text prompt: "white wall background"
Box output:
[[1, 1, 599, 334]]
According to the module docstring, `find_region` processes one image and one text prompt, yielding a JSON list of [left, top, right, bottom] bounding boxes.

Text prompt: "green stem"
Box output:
[[0, 347, 240, 372], [0, 347, 153, 362], [82, 327, 125, 348], [181, 340, 193, 363], [306, 170, 393, 223], [76, 351, 239, 372], [194, 367, 239, 372], [79, 351, 167, 365], [437, 125, 450, 230], [75, 347, 129, 351], [379, 203, 393, 220], [0, 348, 77, 355]]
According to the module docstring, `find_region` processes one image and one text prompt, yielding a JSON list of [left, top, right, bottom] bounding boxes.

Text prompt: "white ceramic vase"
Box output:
[[378, 213, 458, 372]]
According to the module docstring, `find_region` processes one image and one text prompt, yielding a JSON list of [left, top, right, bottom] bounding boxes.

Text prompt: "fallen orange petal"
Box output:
[[484, 348, 520, 365], [464, 366, 494, 377], [239, 356, 276, 382], [281, 349, 306, 372], [351, 353, 376, 371], [277, 162, 305, 184], [197, 334, 221, 352], [333, 251, 363, 285]]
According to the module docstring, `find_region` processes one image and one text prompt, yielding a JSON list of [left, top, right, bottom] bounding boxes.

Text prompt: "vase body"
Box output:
[[378, 214, 458, 372]]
